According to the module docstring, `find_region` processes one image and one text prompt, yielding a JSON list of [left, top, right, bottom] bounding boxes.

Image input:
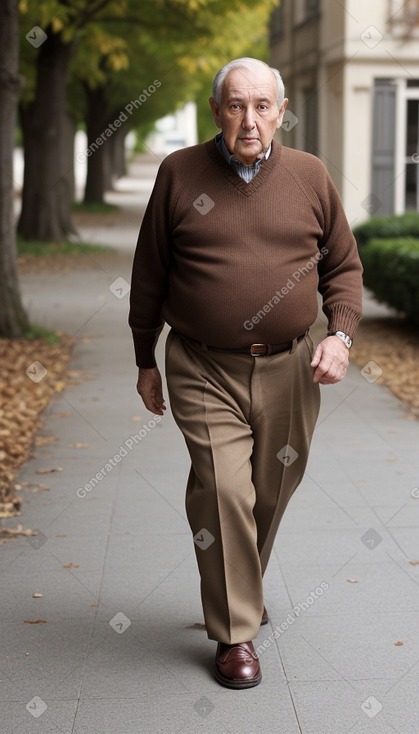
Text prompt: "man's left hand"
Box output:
[[311, 336, 349, 384]]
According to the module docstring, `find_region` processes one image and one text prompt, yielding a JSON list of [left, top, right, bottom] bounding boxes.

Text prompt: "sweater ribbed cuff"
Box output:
[[131, 327, 162, 369], [326, 304, 362, 340]]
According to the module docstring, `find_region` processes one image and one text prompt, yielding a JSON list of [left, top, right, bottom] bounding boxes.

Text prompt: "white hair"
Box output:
[[212, 57, 285, 107]]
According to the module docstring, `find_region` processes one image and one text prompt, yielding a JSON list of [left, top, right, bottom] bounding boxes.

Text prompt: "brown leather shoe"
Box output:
[[260, 606, 269, 626], [215, 641, 262, 689]]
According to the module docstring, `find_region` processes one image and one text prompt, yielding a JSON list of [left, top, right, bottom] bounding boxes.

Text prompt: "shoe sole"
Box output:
[[214, 670, 262, 689]]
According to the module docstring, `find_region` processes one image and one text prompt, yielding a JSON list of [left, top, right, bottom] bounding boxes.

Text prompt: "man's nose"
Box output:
[[242, 107, 256, 129]]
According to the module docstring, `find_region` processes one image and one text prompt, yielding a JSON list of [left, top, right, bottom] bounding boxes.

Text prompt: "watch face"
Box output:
[[337, 332, 352, 348]]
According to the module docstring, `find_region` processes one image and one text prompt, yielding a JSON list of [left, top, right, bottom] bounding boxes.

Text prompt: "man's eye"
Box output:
[[259, 105, 268, 111], [231, 104, 241, 110]]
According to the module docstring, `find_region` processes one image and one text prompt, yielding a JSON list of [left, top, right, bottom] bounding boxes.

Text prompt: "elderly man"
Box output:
[[129, 57, 362, 689]]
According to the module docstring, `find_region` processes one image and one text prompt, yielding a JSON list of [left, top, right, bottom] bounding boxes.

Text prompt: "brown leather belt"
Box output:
[[179, 331, 307, 357]]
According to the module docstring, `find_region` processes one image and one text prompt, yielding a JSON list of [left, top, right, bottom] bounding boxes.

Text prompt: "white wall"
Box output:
[[146, 102, 198, 156], [342, 60, 419, 225]]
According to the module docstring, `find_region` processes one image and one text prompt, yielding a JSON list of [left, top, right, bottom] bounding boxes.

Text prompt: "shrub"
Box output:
[[353, 212, 419, 250], [361, 238, 419, 326]]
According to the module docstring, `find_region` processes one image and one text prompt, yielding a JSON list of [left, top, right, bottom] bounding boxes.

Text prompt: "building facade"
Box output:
[[270, 0, 419, 225]]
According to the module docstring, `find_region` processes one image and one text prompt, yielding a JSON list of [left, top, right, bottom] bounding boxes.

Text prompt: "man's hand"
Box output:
[[311, 336, 350, 384], [136, 367, 166, 415]]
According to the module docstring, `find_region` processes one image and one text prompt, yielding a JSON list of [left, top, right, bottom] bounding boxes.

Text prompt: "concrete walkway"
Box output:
[[1, 156, 419, 734]]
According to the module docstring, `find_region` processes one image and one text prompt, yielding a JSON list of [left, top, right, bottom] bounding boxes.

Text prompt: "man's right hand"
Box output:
[[136, 367, 166, 416]]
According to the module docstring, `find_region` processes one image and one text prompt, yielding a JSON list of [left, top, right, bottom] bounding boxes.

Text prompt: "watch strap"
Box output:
[[327, 330, 352, 349]]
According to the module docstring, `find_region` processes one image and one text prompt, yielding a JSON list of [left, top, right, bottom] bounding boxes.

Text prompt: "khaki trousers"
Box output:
[[165, 329, 320, 644]]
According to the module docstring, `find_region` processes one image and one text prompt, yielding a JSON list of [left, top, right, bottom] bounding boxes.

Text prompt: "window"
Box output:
[[270, 4, 285, 45], [294, 0, 320, 25], [305, 0, 320, 16], [404, 97, 419, 210], [303, 88, 318, 155]]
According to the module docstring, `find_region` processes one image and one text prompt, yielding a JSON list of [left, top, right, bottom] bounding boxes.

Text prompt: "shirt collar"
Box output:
[[215, 132, 271, 169]]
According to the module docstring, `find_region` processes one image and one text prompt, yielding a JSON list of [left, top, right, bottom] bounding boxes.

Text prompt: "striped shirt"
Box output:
[[215, 132, 271, 183]]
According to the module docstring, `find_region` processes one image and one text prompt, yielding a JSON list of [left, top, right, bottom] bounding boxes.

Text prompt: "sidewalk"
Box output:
[[1, 156, 419, 734]]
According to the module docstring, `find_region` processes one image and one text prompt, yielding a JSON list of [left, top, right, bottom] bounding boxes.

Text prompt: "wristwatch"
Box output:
[[327, 330, 352, 349]]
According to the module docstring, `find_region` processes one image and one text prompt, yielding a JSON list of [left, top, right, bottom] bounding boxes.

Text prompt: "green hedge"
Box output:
[[361, 237, 419, 326], [353, 212, 419, 249]]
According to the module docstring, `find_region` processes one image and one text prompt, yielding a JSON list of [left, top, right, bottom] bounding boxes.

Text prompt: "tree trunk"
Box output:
[[63, 112, 76, 204], [0, 0, 28, 337], [83, 86, 110, 204], [103, 138, 114, 193], [18, 30, 76, 241], [111, 127, 127, 180], [102, 127, 126, 191]]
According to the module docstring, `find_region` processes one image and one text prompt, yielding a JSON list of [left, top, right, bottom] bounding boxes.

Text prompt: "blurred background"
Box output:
[[6, 0, 419, 251]]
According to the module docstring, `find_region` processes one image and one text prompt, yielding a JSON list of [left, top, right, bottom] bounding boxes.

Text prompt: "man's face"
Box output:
[[209, 66, 288, 165]]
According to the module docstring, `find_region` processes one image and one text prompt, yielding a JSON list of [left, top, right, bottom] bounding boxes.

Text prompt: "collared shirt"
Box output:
[[215, 132, 271, 183]]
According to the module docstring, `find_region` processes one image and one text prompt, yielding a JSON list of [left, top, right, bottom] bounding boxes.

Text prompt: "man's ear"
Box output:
[[209, 97, 222, 129], [276, 98, 288, 129]]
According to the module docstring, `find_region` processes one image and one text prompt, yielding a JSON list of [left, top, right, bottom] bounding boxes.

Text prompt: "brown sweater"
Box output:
[[129, 139, 363, 368]]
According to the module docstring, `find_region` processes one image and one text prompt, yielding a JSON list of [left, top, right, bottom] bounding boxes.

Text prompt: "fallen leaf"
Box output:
[[24, 620, 47, 624], [346, 578, 358, 584], [0, 525, 37, 538], [31, 484, 50, 493], [394, 641, 404, 646], [408, 560, 419, 565], [34, 436, 58, 447], [36, 467, 63, 474], [54, 381, 66, 393], [62, 563, 79, 569], [186, 622, 206, 629], [0, 498, 22, 518], [69, 442, 90, 448], [32, 593, 43, 598], [88, 604, 97, 607], [53, 534, 66, 538]]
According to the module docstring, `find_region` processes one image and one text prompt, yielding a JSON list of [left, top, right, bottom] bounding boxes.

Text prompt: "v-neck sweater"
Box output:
[[129, 139, 363, 368]]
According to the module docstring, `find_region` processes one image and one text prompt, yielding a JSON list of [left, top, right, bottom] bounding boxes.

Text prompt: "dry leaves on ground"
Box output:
[[35, 467, 63, 475], [17, 248, 115, 275], [0, 336, 74, 509], [0, 525, 38, 543], [350, 318, 419, 417], [24, 620, 47, 624]]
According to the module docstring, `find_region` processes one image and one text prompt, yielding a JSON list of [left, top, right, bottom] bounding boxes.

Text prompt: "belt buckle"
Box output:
[[250, 343, 268, 357]]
